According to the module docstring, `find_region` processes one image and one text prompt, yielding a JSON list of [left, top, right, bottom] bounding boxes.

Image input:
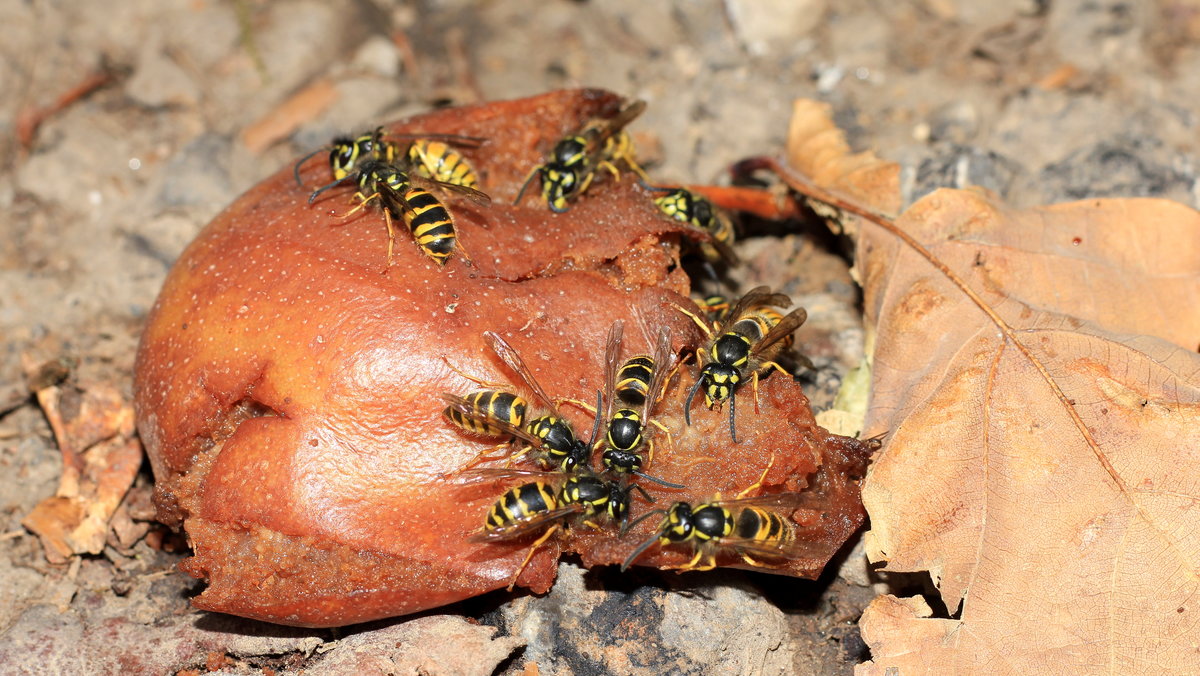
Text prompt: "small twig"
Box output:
[[446, 27, 483, 103], [14, 68, 116, 152], [234, 0, 269, 85], [392, 30, 422, 83]]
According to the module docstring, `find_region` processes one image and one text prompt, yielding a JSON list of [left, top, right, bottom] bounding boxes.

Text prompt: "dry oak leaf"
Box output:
[[772, 98, 1200, 672], [855, 191, 1200, 673]]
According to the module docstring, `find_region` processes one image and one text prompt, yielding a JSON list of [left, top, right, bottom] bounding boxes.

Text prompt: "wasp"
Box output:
[[443, 331, 600, 474], [647, 186, 739, 266], [293, 126, 484, 191], [407, 138, 481, 189], [594, 320, 684, 488], [465, 467, 649, 590], [620, 458, 821, 572], [679, 286, 808, 442], [514, 100, 650, 212], [692, 294, 731, 324], [317, 158, 489, 267]]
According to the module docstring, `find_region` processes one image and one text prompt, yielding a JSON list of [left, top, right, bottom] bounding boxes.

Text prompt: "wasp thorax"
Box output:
[[607, 410, 643, 450], [552, 137, 587, 165], [692, 197, 713, 224], [692, 504, 732, 540], [565, 476, 610, 513], [713, 334, 750, 365]]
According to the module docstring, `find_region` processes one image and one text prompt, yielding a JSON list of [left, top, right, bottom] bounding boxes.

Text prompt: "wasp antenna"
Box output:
[[292, 147, 327, 188], [513, 166, 540, 206], [587, 389, 604, 446], [634, 471, 685, 489], [619, 507, 665, 539], [728, 391, 738, 443], [621, 529, 665, 571], [308, 175, 352, 204], [637, 178, 670, 193], [629, 483, 654, 504], [683, 376, 704, 427]]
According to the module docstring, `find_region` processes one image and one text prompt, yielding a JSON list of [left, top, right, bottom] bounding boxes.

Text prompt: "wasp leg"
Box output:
[[513, 166, 541, 206], [646, 420, 674, 465], [338, 190, 381, 219], [674, 548, 705, 572], [382, 206, 397, 267], [505, 444, 533, 467], [625, 158, 651, 183], [577, 170, 596, 196], [751, 361, 791, 415], [457, 440, 515, 472], [675, 549, 718, 572], [735, 454, 776, 499], [439, 356, 508, 389], [455, 238, 475, 267], [740, 552, 770, 567], [507, 524, 560, 591], [557, 397, 598, 414], [672, 303, 715, 337], [597, 159, 621, 180]]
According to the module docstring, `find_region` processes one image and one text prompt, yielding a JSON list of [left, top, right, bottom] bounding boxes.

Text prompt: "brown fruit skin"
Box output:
[[134, 90, 871, 628]]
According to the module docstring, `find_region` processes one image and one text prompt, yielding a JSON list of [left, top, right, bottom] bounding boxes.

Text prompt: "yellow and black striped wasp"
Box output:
[[293, 126, 484, 191], [441, 380, 529, 470], [463, 466, 649, 590], [407, 138, 482, 189], [620, 458, 821, 572], [692, 294, 731, 324], [679, 286, 808, 442], [595, 320, 684, 488], [443, 331, 601, 474], [310, 157, 490, 267], [514, 100, 650, 212], [646, 186, 739, 267]]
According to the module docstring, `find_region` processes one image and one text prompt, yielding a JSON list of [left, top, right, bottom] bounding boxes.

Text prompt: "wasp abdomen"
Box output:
[[409, 139, 479, 189], [735, 506, 789, 545], [487, 482, 557, 530], [615, 356, 654, 405], [445, 390, 526, 436]]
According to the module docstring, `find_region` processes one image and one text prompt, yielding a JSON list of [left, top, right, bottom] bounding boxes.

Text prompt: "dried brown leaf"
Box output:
[[22, 380, 143, 561], [241, 77, 338, 153], [785, 99, 901, 236], [778, 99, 1200, 673]]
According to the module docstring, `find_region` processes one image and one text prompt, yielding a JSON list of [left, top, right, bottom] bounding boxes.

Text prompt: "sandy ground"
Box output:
[[3, 0, 1199, 673]]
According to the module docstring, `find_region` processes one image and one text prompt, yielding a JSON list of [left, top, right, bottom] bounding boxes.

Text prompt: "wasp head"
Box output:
[[663, 502, 694, 543], [698, 363, 740, 407]]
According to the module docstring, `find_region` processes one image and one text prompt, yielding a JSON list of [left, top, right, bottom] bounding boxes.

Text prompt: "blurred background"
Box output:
[[3, 1, 1199, 673]]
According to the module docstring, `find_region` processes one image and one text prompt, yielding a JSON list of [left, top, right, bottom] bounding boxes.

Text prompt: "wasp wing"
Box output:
[[706, 490, 825, 512], [713, 286, 791, 335], [605, 99, 647, 134], [450, 467, 566, 484], [641, 325, 675, 417], [747, 307, 808, 360], [601, 320, 625, 426], [441, 392, 547, 452], [425, 178, 493, 207], [470, 505, 583, 541], [482, 332, 559, 413], [715, 534, 827, 562], [389, 132, 489, 147]]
